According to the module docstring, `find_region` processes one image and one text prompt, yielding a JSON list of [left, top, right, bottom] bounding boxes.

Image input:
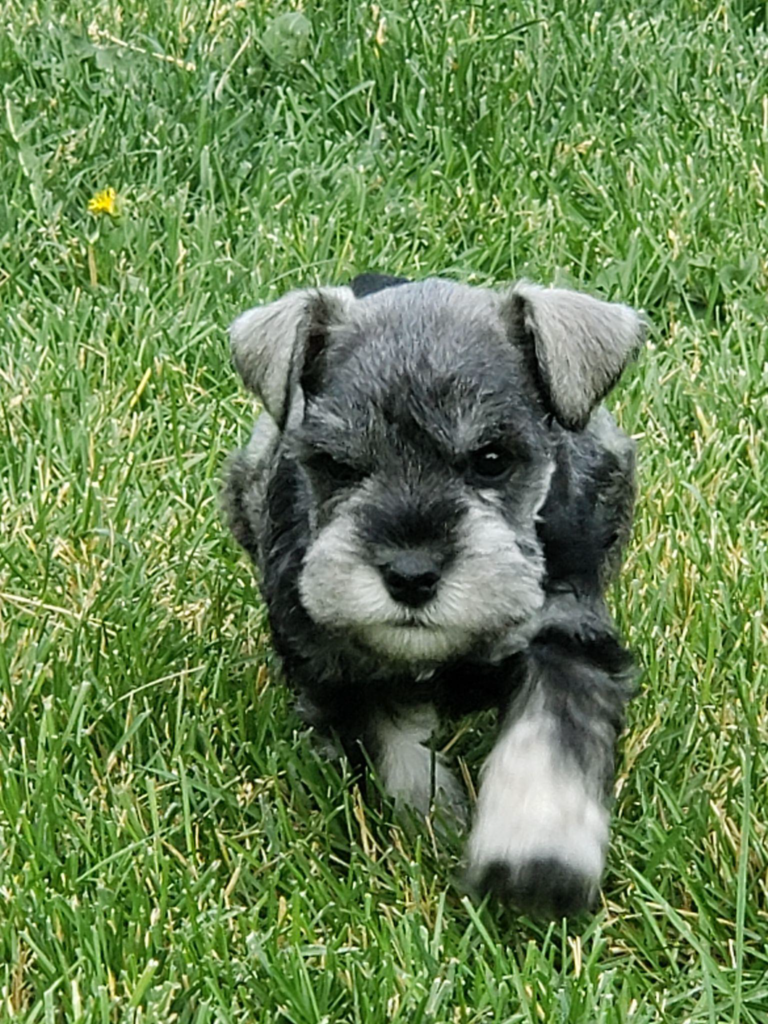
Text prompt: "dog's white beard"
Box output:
[[299, 500, 546, 663]]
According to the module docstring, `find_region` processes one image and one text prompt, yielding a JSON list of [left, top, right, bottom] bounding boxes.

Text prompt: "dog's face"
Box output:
[[294, 283, 554, 662], [231, 278, 643, 663]]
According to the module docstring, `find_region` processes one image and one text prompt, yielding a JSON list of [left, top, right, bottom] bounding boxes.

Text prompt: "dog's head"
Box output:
[[231, 278, 643, 663]]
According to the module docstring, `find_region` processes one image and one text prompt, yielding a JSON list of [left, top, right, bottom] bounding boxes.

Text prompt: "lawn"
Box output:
[[1, 0, 767, 1020]]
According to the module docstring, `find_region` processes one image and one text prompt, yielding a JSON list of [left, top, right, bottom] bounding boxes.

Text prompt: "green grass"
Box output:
[[1, 0, 767, 1019]]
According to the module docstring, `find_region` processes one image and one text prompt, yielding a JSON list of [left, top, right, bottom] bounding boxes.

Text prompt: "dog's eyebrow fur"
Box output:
[[299, 363, 547, 471], [296, 404, 378, 464], [295, 283, 552, 464], [399, 379, 545, 459], [295, 397, 540, 484]]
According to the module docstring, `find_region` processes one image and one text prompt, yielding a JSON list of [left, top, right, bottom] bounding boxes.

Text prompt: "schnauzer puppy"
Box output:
[[224, 273, 644, 917]]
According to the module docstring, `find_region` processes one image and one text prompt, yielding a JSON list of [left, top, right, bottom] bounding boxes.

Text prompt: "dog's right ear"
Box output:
[[507, 282, 645, 431], [229, 286, 355, 428]]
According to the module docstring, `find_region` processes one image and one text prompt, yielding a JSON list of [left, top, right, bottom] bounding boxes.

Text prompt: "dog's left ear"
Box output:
[[230, 286, 355, 428], [508, 282, 645, 431]]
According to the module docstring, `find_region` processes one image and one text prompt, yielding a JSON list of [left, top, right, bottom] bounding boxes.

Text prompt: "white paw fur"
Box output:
[[374, 706, 467, 822], [467, 702, 608, 900]]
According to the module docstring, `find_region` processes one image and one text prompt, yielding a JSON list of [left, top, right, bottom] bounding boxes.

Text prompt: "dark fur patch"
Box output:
[[356, 484, 462, 555], [349, 273, 410, 298], [477, 857, 597, 919], [528, 627, 634, 795], [532, 625, 636, 679], [537, 432, 634, 595]]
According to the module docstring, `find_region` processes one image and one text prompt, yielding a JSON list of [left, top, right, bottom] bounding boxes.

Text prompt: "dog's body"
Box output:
[[225, 274, 643, 917]]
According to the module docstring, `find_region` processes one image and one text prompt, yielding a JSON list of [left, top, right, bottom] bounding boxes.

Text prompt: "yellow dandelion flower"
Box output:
[[87, 187, 117, 216]]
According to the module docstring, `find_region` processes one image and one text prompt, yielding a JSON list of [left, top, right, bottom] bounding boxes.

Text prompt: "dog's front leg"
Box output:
[[467, 624, 633, 917], [369, 705, 467, 824]]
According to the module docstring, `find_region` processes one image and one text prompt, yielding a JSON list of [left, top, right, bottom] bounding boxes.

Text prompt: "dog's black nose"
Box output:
[[381, 552, 441, 607]]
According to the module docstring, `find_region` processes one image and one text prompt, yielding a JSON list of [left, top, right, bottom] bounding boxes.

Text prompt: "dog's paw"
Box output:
[[375, 707, 468, 825], [466, 804, 606, 917], [472, 856, 600, 919], [465, 712, 608, 918], [382, 738, 468, 822]]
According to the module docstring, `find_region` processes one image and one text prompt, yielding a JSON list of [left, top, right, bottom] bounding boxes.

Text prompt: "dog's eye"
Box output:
[[306, 453, 362, 486], [467, 444, 514, 485]]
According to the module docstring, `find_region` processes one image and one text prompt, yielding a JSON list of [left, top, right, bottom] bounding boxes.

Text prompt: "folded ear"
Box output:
[[508, 282, 645, 431], [229, 286, 356, 427]]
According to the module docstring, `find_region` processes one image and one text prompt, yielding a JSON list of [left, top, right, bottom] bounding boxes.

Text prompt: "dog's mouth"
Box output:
[[388, 614, 447, 634], [399, 615, 430, 628], [358, 620, 469, 662]]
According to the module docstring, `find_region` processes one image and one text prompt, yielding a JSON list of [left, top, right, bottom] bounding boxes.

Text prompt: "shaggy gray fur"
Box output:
[[224, 275, 644, 918]]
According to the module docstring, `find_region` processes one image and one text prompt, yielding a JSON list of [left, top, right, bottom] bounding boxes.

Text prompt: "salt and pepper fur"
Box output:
[[224, 275, 643, 918]]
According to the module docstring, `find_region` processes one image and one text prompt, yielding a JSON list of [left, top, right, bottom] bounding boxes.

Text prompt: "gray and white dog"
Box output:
[[224, 273, 644, 917]]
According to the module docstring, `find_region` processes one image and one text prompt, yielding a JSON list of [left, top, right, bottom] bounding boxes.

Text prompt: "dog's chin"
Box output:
[[358, 623, 471, 663]]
